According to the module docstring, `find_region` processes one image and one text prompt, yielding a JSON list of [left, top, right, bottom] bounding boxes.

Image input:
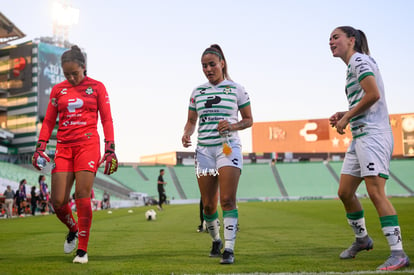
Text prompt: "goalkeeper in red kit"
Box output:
[[32, 45, 118, 264]]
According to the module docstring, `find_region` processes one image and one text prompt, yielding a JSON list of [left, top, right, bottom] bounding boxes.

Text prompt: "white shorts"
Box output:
[[195, 143, 242, 177], [341, 132, 393, 178]]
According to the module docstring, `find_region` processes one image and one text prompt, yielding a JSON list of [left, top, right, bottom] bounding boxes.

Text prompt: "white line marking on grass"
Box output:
[[211, 270, 414, 275]]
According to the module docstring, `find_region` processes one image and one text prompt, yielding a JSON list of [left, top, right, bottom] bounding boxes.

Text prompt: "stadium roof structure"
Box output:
[[0, 12, 25, 44]]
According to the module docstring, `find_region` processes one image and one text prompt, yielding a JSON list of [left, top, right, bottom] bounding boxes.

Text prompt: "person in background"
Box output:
[[38, 175, 49, 214], [102, 190, 110, 209], [329, 26, 410, 271], [182, 44, 252, 264], [157, 169, 167, 210], [30, 186, 39, 216], [31, 45, 118, 264], [16, 179, 27, 216], [3, 185, 15, 218]]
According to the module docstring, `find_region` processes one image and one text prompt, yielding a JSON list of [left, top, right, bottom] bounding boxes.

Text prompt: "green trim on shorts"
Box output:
[[379, 173, 389, 179], [197, 142, 222, 147], [352, 132, 368, 139], [203, 211, 219, 222], [380, 215, 399, 227], [223, 209, 238, 218], [346, 210, 364, 220]]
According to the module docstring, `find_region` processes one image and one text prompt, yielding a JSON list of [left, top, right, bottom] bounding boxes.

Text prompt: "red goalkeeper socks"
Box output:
[[75, 197, 93, 252], [54, 203, 78, 233]]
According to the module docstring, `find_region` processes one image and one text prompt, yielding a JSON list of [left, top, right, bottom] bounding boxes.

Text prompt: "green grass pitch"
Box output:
[[0, 198, 413, 275]]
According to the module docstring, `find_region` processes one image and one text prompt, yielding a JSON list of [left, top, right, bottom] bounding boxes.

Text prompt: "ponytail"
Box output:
[[337, 26, 370, 55]]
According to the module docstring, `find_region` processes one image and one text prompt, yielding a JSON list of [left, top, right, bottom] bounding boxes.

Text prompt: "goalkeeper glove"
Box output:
[[99, 140, 118, 175], [32, 140, 50, 170]]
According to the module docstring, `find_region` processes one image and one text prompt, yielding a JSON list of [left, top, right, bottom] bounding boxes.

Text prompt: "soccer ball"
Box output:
[[145, 209, 157, 221]]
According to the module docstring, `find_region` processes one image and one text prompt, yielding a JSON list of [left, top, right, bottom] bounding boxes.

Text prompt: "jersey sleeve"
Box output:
[[237, 84, 250, 109], [97, 82, 115, 142], [38, 86, 59, 142], [188, 88, 197, 112], [353, 55, 375, 83]]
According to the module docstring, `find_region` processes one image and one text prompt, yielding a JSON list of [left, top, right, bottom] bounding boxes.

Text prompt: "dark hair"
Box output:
[[61, 45, 87, 75], [202, 44, 231, 80], [337, 26, 370, 55], [20, 179, 26, 185], [160, 169, 164, 173], [38, 175, 45, 183]]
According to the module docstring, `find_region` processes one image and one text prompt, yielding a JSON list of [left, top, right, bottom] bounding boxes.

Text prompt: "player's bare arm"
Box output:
[[182, 110, 197, 147], [336, 75, 380, 134]]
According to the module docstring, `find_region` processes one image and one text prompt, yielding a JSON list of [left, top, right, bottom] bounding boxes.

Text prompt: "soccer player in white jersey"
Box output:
[[182, 44, 253, 264], [329, 26, 410, 271]]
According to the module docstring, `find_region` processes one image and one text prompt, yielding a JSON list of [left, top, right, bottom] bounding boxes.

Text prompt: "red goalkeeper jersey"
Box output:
[[39, 76, 114, 145]]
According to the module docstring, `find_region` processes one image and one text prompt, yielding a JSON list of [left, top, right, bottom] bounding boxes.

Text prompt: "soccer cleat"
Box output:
[[377, 253, 410, 271], [197, 224, 204, 233], [339, 236, 373, 259], [73, 250, 88, 264], [220, 249, 235, 264], [209, 240, 223, 257], [64, 231, 78, 254]]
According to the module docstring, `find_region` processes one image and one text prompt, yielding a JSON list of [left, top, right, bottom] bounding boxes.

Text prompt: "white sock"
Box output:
[[347, 217, 368, 238], [206, 219, 220, 241], [224, 217, 238, 251], [382, 226, 403, 251]]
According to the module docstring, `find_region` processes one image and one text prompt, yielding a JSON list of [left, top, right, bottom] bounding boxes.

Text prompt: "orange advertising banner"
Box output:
[[252, 113, 414, 157]]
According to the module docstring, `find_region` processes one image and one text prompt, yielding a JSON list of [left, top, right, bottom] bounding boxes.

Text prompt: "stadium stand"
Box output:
[[0, 161, 125, 202], [0, 161, 51, 189], [238, 163, 282, 199], [106, 166, 146, 192], [110, 165, 181, 201], [390, 159, 414, 194], [275, 162, 339, 198], [1, 159, 413, 210], [173, 166, 200, 199]]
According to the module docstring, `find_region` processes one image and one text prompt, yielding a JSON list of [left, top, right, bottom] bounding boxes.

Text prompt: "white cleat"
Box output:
[[73, 253, 88, 264], [64, 231, 78, 254]]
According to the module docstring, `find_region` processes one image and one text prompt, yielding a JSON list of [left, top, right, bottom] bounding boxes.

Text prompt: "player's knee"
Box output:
[[52, 199, 65, 209], [337, 189, 353, 202], [366, 189, 385, 203], [220, 196, 236, 210], [203, 203, 216, 215]]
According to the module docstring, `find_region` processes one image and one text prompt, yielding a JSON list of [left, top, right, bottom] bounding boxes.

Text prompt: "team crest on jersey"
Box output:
[[51, 98, 58, 107], [223, 86, 231, 94], [85, 87, 94, 95]]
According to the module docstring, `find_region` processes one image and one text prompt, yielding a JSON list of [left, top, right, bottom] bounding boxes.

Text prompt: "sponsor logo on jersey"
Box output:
[[88, 161, 95, 169], [60, 88, 67, 95], [67, 98, 84, 113], [204, 96, 221, 108], [199, 87, 208, 94]]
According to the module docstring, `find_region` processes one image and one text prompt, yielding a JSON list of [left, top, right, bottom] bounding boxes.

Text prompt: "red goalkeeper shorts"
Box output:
[[52, 142, 101, 173]]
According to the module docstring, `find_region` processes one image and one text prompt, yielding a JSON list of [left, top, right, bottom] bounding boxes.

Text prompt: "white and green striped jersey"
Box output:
[[189, 80, 250, 147], [345, 52, 391, 139]]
